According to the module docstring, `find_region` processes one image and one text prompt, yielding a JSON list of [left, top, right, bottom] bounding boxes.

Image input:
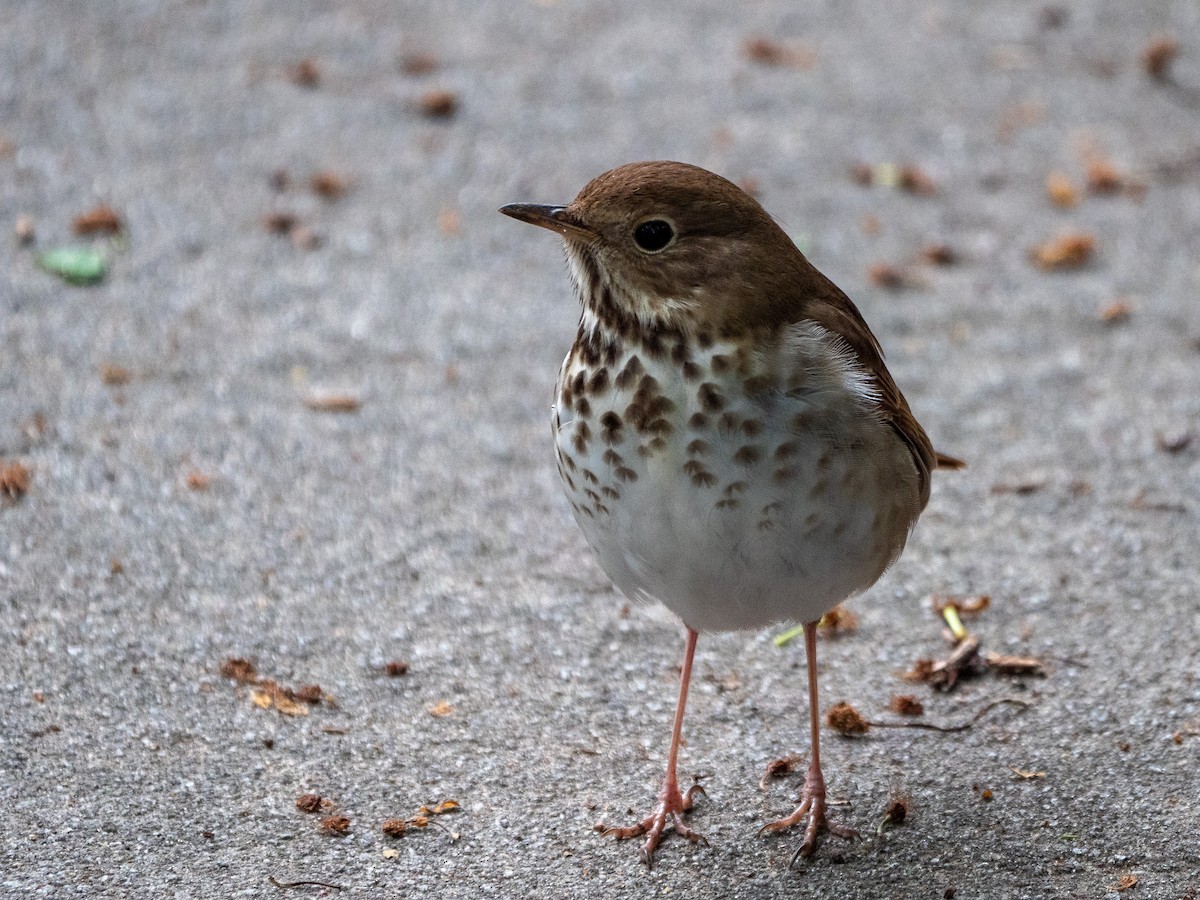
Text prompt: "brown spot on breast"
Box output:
[[572, 371, 587, 397], [670, 341, 691, 365], [717, 412, 741, 435], [644, 417, 674, 437], [602, 449, 624, 467], [734, 445, 763, 466], [602, 486, 620, 499], [599, 411, 623, 444], [697, 329, 714, 349], [756, 519, 776, 531], [774, 441, 801, 460], [792, 411, 816, 430], [638, 437, 668, 456], [715, 498, 740, 510], [741, 419, 764, 438], [808, 478, 830, 497], [681, 360, 702, 380], [562, 453, 577, 471], [589, 368, 610, 395], [683, 460, 716, 487], [560, 383, 574, 410], [584, 488, 601, 503], [710, 354, 732, 374], [773, 466, 798, 483], [562, 473, 577, 492], [582, 468, 599, 484], [723, 481, 748, 496], [686, 439, 709, 456], [762, 501, 782, 515], [572, 421, 591, 454], [698, 383, 725, 412], [688, 412, 710, 430], [615, 466, 638, 482], [575, 398, 591, 417], [615, 355, 644, 391]]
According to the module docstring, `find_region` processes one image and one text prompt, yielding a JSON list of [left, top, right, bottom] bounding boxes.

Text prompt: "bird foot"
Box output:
[[595, 781, 707, 866], [759, 770, 857, 864]]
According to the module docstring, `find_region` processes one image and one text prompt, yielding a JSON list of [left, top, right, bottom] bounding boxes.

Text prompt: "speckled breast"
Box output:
[[552, 322, 922, 632]]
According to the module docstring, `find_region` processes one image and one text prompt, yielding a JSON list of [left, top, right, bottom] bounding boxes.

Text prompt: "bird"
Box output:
[[500, 161, 962, 866]]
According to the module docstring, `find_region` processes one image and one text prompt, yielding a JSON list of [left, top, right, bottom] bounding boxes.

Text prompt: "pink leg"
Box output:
[[595, 627, 708, 866], [759, 621, 858, 864]]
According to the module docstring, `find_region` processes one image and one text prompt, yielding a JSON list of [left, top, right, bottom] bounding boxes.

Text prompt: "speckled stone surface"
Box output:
[[2, 1, 1198, 896]]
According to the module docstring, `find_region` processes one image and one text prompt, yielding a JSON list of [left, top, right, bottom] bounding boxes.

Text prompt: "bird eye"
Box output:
[[633, 219, 675, 253]]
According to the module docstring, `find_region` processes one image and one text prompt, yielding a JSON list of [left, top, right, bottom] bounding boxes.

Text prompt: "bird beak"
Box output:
[[499, 203, 592, 240]]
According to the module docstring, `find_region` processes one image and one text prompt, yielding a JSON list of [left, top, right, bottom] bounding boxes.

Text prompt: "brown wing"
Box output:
[[797, 266, 941, 509]]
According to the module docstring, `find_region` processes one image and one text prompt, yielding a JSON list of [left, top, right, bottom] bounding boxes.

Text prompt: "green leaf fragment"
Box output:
[[38, 247, 107, 285]]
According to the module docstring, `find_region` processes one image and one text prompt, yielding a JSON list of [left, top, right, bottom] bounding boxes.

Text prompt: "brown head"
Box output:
[[499, 161, 829, 336]]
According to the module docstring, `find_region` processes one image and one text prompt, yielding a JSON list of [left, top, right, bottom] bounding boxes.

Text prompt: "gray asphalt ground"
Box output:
[[3, 1, 1199, 897]]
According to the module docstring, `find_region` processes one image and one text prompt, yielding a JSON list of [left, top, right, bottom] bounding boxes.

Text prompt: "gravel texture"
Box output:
[[2, 1, 1199, 897]]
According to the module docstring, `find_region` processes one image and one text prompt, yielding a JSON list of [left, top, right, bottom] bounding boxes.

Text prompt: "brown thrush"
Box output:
[[500, 161, 962, 867]]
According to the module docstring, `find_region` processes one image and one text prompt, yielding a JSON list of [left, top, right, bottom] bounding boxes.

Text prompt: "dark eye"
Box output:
[[633, 219, 675, 252]]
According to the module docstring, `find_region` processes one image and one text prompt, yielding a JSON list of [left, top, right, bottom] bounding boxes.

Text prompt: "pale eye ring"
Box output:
[[633, 219, 675, 253]]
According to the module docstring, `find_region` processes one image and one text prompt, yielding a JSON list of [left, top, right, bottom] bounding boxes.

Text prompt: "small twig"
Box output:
[[866, 698, 1031, 733], [268, 876, 344, 891]]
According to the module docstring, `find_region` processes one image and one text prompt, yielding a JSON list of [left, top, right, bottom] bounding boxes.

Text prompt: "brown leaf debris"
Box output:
[[295, 793, 325, 813], [1143, 36, 1179, 80], [827, 702, 870, 736], [758, 753, 805, 790], [418, 89, 459, 118], [310, 171, 350, 200], [1045, 171, 1078, 208], [304, 393, 361, 413], [0, 461, 32, 501], [320, 815, 351, 835], [742, 37, 816, 70], [1031, 233, 1095, 270], [288, 58, 321, 88], [889, 694, 925, 716], [73, 206, 123, 235]]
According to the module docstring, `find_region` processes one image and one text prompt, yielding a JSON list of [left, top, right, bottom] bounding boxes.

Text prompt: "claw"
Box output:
[[596, 780, 707, 866], [760, 766, 857, 863]]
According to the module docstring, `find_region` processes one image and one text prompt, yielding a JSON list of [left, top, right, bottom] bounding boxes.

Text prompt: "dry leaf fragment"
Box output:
[[320, 815, 350, 834], [898, 165, 937, 196], [418, 89, 459, 118], [827, 702, 870, 736], [1008, 767, 1046, 780], [889, 694, 925, 716], [310, 171, 349, 200], [1112, 873, 1139, 892], [381, 818, 408, 837], [868, 262, 906, 290], [742, 36, 816, 69], [263, 211, 299, 234], [818, 605, 859, 633], [1099, 299, 1132, 324], [383, 660, 410, 677], [1046, 171, 1078, 208], [1143, 36, 1178, 79], [296, 793, 324, 813], [15, 215, 35, 244], [0, 461, 32, 501], [304, 393, 361, 413], [73, 206, 123, 235], [219, 657, 259, 683], [100, 364, 132, 386], [1031, 233, 1095, 270], [759, 753, 805, 790], [1086, 158, 1124, 194], [982, 651, 1048, 677], [428, 699, 454, 718], [185, 470, 213, 491], [921, 243, 956, 266], [289, 58, 321, 88]]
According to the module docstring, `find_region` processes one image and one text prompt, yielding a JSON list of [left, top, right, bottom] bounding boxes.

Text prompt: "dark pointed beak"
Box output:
[[498, 203, 592, 240]]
